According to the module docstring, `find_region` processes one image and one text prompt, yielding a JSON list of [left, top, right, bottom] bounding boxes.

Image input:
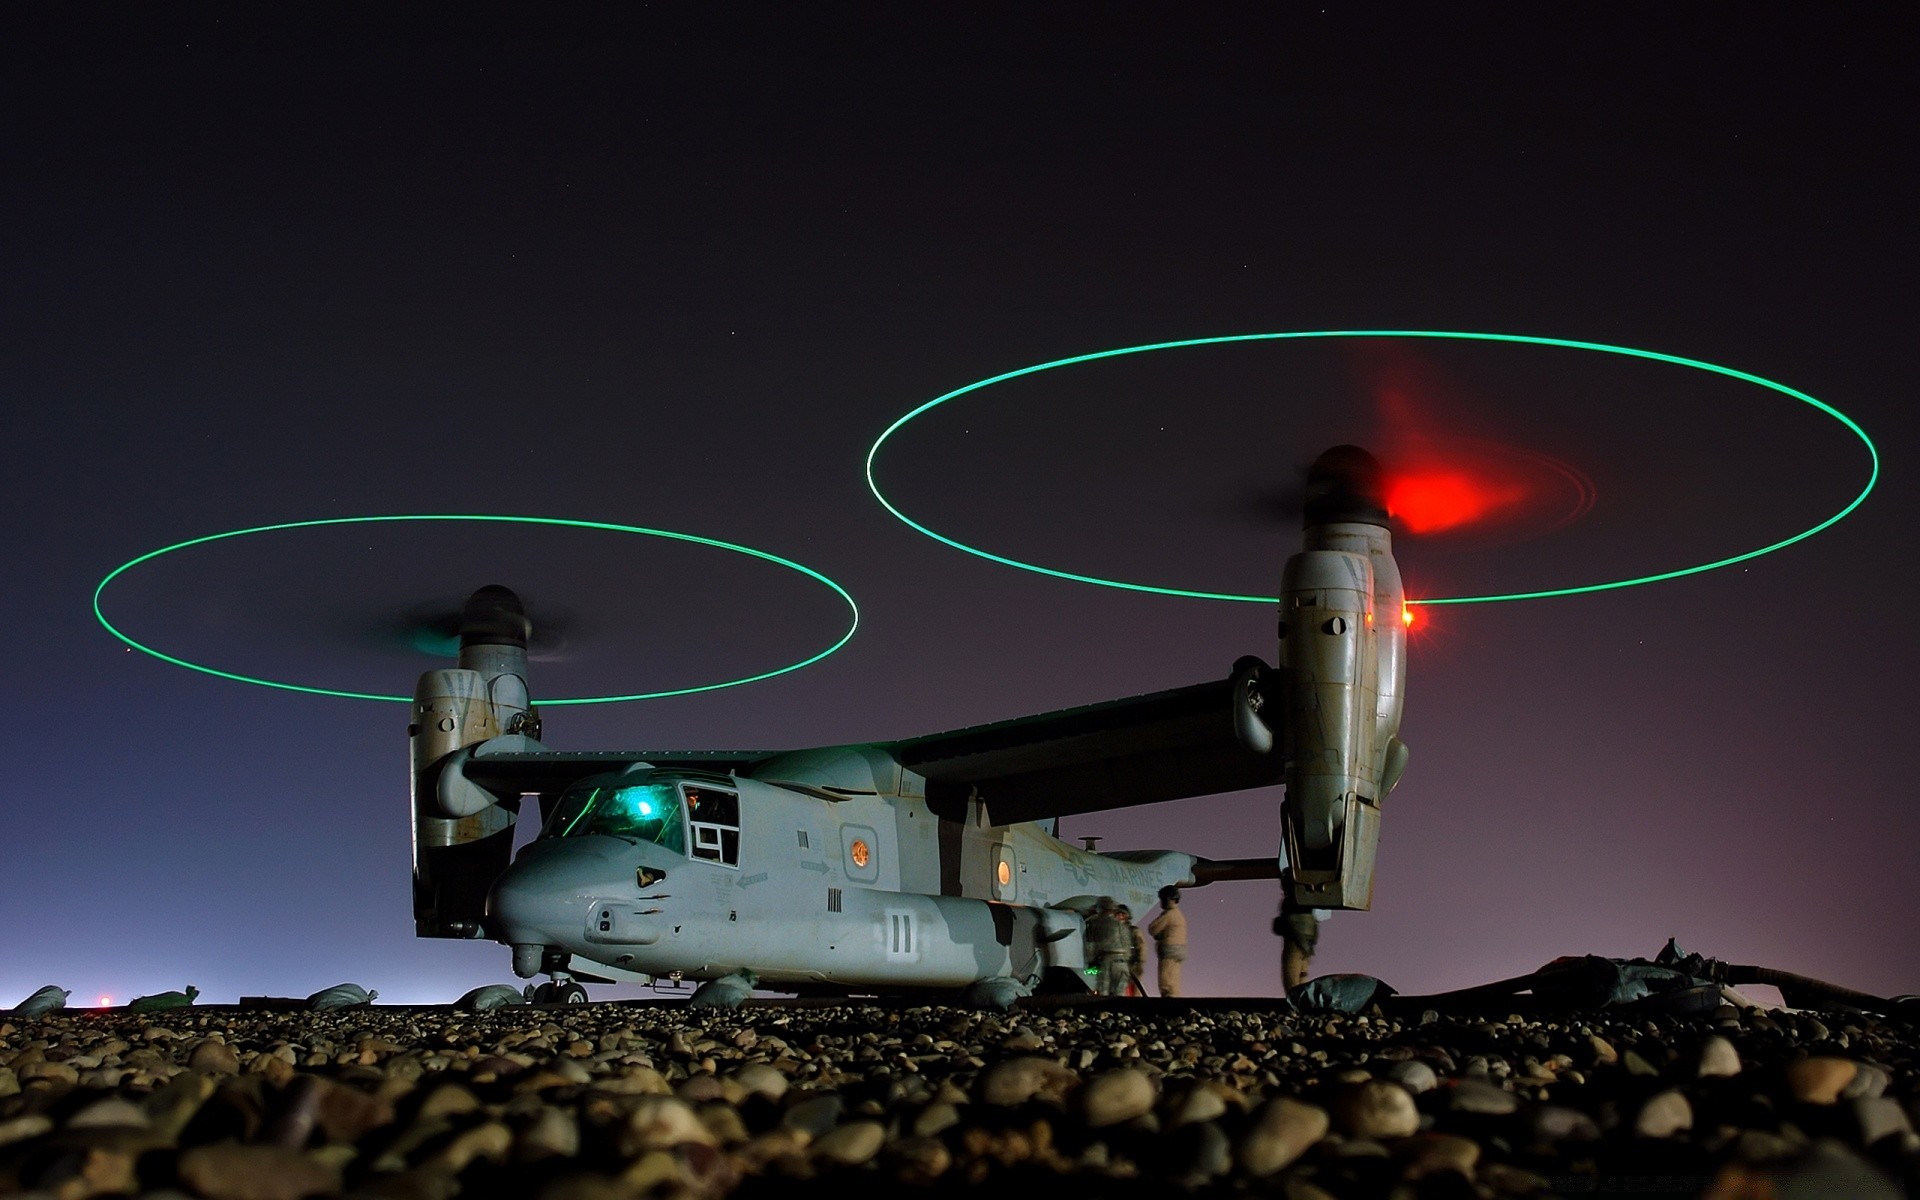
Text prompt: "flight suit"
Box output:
[[1148, 901, 1188, 997]]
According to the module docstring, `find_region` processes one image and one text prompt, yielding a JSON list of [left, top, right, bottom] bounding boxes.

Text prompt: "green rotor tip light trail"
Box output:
[[94, 515, 860, 704], [865, 330, 1879, 606]]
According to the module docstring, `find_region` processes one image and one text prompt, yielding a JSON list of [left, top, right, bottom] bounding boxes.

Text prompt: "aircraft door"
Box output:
[[990, 842, 1017, 902]]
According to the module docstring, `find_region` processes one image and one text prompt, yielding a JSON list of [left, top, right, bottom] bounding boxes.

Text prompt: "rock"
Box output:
[[1239, 1097, 1330, 1176], [424, 1120, 512, 1172], [1079, 1067, 1156, 1127], [1843, 1062, 1890, 1100], [1586, 1034, 1618, 1066], [1695, 1034, 1742, 1078], [600, 1064, 671, 1095], [1399, 1132, 1480, 1180], [1850, 1096, 1911, 1146], [619, 1096, 716, 1153], [0, 1114, 54, 1148], [1743, 1139, 1904, 1199], [976, 1056, 1079, 1107], [190, 1039, 242, 1075], [1384, 1059, 1438, 1094], [782, 1092, 846, 1139], [20, 1060, 80, 1085], [314, 1079, 394, 1142], [1165, 1083, 1230, 1127], [1332, 1079, 1420, 1139], [144, 1071, 217, 1140], [812, 1119, 886, 1165], [885, 1135, 953, 1184], [912, 1101, 962, 1137], [67, 1096, 151, 1129], [1445, 1078, 1519, 1115], [729, 1062, 788, 1102], [516, 1106, 580, 1161], [177, 1143, 341, 1200], [1528, 1104, 1601, 1145], [1171, 1120, 1233, 1183], [1786, 1057, 1858, 1104], [1634, 1089, 1693, 1138]]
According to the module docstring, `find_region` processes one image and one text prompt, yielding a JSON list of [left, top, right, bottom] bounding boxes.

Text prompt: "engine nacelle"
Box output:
[[1279, 448, 1408, 911], [410, 586, 538, 938]]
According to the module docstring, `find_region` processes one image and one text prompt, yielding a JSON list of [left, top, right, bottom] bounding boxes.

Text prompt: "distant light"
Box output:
[[98, 995, 112, 1007]]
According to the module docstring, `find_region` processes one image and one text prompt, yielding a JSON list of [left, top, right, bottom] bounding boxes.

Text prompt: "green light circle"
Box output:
[[866, 331, 1879, 605], [93, 515, 860, 704]]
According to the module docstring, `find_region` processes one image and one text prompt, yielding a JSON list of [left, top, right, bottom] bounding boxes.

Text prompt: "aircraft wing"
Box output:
[[884, 670, 1281, 825], [459, 748, 785, 795]]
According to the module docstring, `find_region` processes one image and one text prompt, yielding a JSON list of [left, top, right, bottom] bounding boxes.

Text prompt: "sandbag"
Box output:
[[688, 969, 757, 1010], [307, 983, 377, 1011], [457, 984, 527, 1011], [1290, 973, 1397, 1014], [12, 986, 69, 1017], [128, 986, 199, 1012]]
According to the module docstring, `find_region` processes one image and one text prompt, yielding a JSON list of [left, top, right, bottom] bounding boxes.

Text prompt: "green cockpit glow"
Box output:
[[92, 514, 860, 702], [865, 331, 1879, 606], [551, 775, 686, 851]]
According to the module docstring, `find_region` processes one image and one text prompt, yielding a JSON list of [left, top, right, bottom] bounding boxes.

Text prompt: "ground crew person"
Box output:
[[1086, 896, 1131, 996], [1275, 891, 1321, 994], [1147, 885, 1188, 997], [1117, 904, 1147, 996]]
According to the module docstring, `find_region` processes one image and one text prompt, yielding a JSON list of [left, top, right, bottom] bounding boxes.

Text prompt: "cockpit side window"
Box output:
[[549, 778, 686, 851], [683, 784, 740, 867]]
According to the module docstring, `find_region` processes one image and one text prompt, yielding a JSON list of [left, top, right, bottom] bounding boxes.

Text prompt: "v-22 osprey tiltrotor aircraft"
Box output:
[[409, 446, 1409, 1004]]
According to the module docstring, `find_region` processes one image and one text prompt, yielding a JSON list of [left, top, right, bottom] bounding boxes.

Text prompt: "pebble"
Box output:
[[1633, 1088, 1694, 1137], [1786, 1056, 1858, 1104], [1696, 1033, 1742, 1077], [1079, 1067, 1156, 1126], [1, 995, 1916, 1195], [1239, 1097, 1329, 1175], [1383, 1058, 1437, 1093], [176, 1143, 341, 1200], [976, 1055, 1078, 1107], [1331, 1078, 1419, 1139], [1445, 1077, 1519, 1115], [812, 1118, 886, 1164], [189, 1039, 242, 1075]]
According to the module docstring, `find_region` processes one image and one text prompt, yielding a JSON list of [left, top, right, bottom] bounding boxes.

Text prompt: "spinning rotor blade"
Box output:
[[370, 591, 585, 661]]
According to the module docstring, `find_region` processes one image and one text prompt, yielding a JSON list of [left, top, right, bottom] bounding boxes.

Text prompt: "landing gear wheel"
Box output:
[[554, 981, 589, 1004]]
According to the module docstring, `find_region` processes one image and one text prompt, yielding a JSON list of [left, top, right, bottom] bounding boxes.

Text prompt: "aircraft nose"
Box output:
[[486, 836, 645, 954]]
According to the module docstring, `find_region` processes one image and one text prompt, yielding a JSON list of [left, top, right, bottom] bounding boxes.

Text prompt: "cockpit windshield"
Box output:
[[546, 773, 685, 851]]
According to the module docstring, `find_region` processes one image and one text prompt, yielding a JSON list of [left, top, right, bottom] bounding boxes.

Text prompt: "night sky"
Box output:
[[5, 5, 1914, 1007]]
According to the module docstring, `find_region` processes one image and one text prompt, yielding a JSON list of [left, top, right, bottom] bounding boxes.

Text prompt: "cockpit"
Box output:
[[543, 770, 741, 866]]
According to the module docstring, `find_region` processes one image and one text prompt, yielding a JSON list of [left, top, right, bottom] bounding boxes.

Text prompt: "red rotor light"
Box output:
[[1384, 467, 1527, 534]]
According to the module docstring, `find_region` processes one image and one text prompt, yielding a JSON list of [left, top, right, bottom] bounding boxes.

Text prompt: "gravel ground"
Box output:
[[2, 995, 1915, 1198]]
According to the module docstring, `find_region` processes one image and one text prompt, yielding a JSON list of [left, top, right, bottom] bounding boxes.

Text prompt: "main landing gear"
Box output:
[[526, 977, 589, 1005]]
